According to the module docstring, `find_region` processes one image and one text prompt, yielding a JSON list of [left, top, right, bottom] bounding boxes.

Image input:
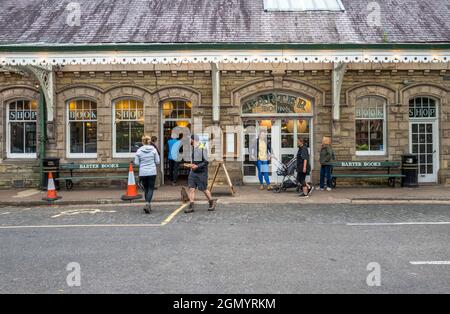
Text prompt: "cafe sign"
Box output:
[[242, 93, 312, 115]]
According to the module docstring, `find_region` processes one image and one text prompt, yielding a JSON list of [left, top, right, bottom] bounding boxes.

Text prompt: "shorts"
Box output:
[[188, 171, 208, 192], [297, 172, 309, 187]]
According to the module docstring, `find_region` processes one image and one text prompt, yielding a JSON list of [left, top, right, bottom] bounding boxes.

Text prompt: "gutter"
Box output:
[[0, 42, 450, 53]]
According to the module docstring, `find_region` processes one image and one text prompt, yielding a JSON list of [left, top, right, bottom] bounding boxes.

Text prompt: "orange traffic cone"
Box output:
[[121, 163, 142, 201], [42, 172, 62, 202]]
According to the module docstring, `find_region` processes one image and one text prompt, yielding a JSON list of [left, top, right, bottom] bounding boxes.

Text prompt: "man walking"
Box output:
[[184, 134, 217, 213]]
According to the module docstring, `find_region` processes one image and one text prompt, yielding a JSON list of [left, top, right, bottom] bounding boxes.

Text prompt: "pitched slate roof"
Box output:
[[0, 0, 449, 45]]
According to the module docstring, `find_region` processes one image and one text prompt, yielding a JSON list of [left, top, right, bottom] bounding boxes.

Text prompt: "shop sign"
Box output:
[[9, 110, 37, 121], [409, 106, 436, 119], [242, 93, 311, 115], [338, 161, 382, 167], [77, 163, 120, 169], [116, 110, 144, 120]]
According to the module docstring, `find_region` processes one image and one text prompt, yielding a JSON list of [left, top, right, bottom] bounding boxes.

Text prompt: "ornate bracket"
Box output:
[[332, 62, 347, 121]]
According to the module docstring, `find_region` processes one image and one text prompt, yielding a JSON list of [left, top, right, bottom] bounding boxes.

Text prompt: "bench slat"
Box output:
[[56, 176, 131, 181]]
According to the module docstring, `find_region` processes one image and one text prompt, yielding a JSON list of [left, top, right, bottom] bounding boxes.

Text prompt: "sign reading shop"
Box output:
[[9, 109, 37, 121], [242, 93, 312, 115], [409, 105, 436, 118]]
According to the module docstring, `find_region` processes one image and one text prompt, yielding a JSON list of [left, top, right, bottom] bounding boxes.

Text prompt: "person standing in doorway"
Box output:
[[254, 130, 273, 191], [135, 135, 160, 214], [319, 136, 335, 191], [150, 136, 161, 156], [297, 137, 311, 198], [167, 133, 181, 185], [184, 134, 217, 213]]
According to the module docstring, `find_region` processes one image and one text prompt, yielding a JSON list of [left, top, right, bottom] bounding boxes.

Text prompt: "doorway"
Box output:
[[242, 118, 313, 184], [408, 97, 439, 183], [160, 100, 192, 185]]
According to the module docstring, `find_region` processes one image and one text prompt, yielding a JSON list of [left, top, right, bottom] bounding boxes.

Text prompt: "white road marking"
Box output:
[[410, 261, 450, 265], [347, 222, 450, 226], [0, 223, 162, 229], [51, 208, 116, 218], [12, 189, 40, 198]]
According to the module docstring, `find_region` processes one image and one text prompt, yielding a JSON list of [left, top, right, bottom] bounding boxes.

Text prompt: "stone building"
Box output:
[[0, 0, 449, 188]]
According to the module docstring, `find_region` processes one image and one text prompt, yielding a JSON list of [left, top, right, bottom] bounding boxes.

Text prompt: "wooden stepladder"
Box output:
[[209, 162, 236, 196]]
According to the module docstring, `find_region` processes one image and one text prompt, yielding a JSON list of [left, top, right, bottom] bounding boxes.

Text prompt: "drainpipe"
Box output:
[[211, 63, 220, 124], [38, 88, 46, 189]]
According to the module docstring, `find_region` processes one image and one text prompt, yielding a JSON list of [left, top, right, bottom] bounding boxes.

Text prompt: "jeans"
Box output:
[[140, 175, 156, 203], [256, 160, 271, 185], [168, 159, 179, 183], [320, 165, 333, 189]]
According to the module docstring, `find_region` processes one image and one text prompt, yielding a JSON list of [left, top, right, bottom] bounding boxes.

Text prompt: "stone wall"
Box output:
[[0, 74, 40, 187], [0, 65, 449, 188]]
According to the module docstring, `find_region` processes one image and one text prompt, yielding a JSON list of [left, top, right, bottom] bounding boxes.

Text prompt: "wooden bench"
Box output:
[[56, 162, 137, 190], [328, 161, 405, 188]]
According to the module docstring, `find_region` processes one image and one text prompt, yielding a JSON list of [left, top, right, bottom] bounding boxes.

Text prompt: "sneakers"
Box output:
[[143, 203, 151, 214], [259, 185, 265, 191], [184, 202, 195, 214], [267, 185, 273, 191], [299, 193, 310, 198], [208, 199, 217, 211], [326, 187, 332, 191]]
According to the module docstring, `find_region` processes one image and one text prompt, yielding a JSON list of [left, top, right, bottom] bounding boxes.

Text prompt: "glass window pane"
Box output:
[[281, 134, 294, 148], [130, 122, 144, 153], [116, 122, 130, 153], [10, 122, 25, 154], [355, 120, 369, 151], [70, 122, 84, 154], [85, 122, 97, 154], [24, 123, 36, 154], [369, 120, 384, 151]]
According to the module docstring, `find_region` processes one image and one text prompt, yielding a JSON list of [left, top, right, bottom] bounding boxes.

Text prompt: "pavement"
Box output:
[[0, 202, 449, 294], [1, 183, 450, 207]]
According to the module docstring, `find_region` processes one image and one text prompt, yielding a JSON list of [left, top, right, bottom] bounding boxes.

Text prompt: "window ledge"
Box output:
[[355, 151, 387, 157]]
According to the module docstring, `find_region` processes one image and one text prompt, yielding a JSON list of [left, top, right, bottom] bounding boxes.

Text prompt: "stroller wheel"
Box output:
[[273, 185, 282, 193]]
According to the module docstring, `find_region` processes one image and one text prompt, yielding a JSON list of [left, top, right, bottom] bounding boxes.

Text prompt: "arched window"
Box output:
[[355, 96, 386, 155], [6, 99, 38, 158], [113, 98, 145, 157], [67, 99, 97, 158]]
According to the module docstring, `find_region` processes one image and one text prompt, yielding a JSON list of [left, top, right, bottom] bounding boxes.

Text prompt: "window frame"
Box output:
[[112, 97, 145, 158], [66, 99, 98, 159], [355, 96, 387, 157], [6, 99, 38, 159]]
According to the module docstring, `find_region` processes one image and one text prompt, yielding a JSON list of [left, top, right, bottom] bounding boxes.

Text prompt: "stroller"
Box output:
[[271, 156, 301, 193]]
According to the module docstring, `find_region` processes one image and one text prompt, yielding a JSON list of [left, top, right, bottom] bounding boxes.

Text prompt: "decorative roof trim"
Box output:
[[1, 49, 449, 66]]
